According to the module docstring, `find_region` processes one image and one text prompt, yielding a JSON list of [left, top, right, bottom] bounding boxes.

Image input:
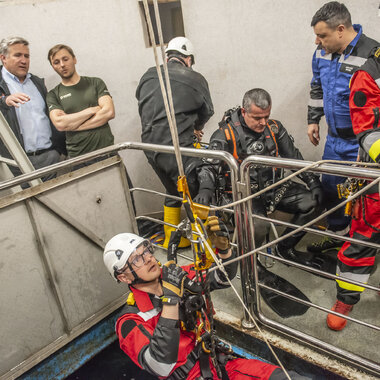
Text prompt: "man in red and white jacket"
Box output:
[[103, 217, 305, 379], [327, 47, 380, 331]]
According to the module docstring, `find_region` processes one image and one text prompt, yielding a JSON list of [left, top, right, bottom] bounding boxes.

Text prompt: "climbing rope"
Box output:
[[142, 0, 185, 177]]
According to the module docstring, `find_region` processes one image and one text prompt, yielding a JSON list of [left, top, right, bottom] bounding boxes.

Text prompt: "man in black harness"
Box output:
[[136, 37, 214, 248], [195, 88, 323, 265]]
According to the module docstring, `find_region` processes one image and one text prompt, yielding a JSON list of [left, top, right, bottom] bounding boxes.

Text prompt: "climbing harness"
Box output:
[[337, 177, 364, 217]]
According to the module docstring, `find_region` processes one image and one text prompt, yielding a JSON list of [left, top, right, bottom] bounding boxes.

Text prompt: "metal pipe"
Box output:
[[258, 312, 380, 375], [118, 163, 139, 234], [131, 188, 221, 211], [241, 155, 380, 180], [0, 142, 239, 191], [210, 174, 380, 272], [240, 162, 259, 326], [0, 156, 18, 166], [252, 213, 380, 250], [130, 187, 181, 201], [256, 250, 380, 292], [258, 282, 380, 330]]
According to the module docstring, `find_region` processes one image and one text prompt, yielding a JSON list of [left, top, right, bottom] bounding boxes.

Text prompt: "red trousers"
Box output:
[[336, 193, 380, 304]]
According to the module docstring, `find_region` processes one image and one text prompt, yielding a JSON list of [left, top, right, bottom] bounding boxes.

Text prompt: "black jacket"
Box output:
[[0, 66, 66, 159], [136, 60, 214, 148], [198, 108, 320, 192]]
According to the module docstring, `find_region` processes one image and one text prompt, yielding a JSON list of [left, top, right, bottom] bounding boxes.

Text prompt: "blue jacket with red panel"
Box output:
[[308, 25, 378, 144]]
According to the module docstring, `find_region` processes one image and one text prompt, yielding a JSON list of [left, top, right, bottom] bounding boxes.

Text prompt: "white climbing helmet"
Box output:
[[166, 36, 195, 62], [103, 233, 148, 281]]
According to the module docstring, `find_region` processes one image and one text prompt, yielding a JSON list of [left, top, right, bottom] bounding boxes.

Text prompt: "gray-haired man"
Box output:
[[196, 88, 323, 266], [0, 37, 65, 180], [307, 2, 379, 253]]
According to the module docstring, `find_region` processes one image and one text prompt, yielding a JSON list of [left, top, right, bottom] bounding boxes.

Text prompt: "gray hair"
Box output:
[[311, 2, 352, 29], [242, 88, 271, 111], [0, 36, 29, 57]]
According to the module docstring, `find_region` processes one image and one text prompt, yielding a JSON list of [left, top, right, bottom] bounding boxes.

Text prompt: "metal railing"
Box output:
[[239, 155, 380, 375], [1, 142, 380, 376]]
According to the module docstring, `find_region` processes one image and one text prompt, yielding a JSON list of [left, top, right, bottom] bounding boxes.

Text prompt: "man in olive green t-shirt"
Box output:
[[46, 44, 115, 158]]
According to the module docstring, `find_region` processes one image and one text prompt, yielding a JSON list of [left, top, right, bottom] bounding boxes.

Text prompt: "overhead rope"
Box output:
[[142, 0, 185, 177], [152, 0, 177, 139]]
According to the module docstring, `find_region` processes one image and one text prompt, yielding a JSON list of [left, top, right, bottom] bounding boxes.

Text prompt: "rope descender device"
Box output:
[[177, 175, 214, 270], [177, 175, 210, 221]]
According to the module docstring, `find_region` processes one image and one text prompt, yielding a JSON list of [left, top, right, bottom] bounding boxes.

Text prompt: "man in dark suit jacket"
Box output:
[[0, 36, 65, 181]]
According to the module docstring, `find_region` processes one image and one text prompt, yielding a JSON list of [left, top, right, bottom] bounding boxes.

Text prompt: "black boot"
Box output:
[[307, 236, 344, 253], [275, 246, 313, 266]]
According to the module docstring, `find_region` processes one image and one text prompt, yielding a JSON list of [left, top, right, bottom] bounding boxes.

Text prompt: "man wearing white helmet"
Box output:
[[103, 217, 306, 380], [136, 36, 214, 249]]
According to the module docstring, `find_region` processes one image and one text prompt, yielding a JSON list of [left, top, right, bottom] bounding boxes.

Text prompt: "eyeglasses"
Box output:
[[129, 245, 154, 268], [114, 242, 155, 278]]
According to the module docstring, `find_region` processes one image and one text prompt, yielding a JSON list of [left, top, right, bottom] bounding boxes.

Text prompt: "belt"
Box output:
[[329, 127, 356, 139], [27, 148, 53, 157]]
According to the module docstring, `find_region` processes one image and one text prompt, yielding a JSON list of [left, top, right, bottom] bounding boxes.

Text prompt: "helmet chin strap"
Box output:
[[127, 261, 154, 285]]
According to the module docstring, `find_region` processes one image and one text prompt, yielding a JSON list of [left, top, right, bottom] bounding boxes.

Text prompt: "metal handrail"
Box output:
[[241, 155, 380, 180], [0, 142, 239, 191], [2, 142, 380, 375], [239, 155, 380, 375], [253, 213, 380, 250]]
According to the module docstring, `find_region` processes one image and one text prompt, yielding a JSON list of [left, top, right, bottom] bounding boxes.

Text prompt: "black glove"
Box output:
[[194, 188, 213, 206], [183, 277, 203, 294], [308, 178, 323, 207], [161, 261, 187, 305], [206, 216, 230, 253], [167, 229, 182, 262]]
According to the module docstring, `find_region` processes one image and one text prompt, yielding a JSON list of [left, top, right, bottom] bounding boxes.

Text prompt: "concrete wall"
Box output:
[[1, 0, 379, 214]]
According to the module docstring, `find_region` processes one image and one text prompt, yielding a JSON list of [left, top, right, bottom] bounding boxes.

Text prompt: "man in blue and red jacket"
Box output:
[[103, 217, 306, 379], [307, 2, 379, 253], [326, 48, 380, 331]]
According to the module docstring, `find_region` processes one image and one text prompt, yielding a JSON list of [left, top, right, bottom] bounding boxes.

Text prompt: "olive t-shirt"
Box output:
[[47, 76, 114, 157]]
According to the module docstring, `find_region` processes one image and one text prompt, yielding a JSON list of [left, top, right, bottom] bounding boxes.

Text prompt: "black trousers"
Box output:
[[145, 152, 200, 207], [252, 182, 318, 249]]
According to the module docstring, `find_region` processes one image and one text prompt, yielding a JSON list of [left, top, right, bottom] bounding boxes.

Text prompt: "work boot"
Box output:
[[275, 246, 313, 266], [162, 206, 190, 249], [307, 236, 343, 253], [326, 300, 353, 331]]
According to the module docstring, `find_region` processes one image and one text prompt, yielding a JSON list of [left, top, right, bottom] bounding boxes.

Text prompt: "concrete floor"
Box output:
[[153, 229, 380, 379]]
